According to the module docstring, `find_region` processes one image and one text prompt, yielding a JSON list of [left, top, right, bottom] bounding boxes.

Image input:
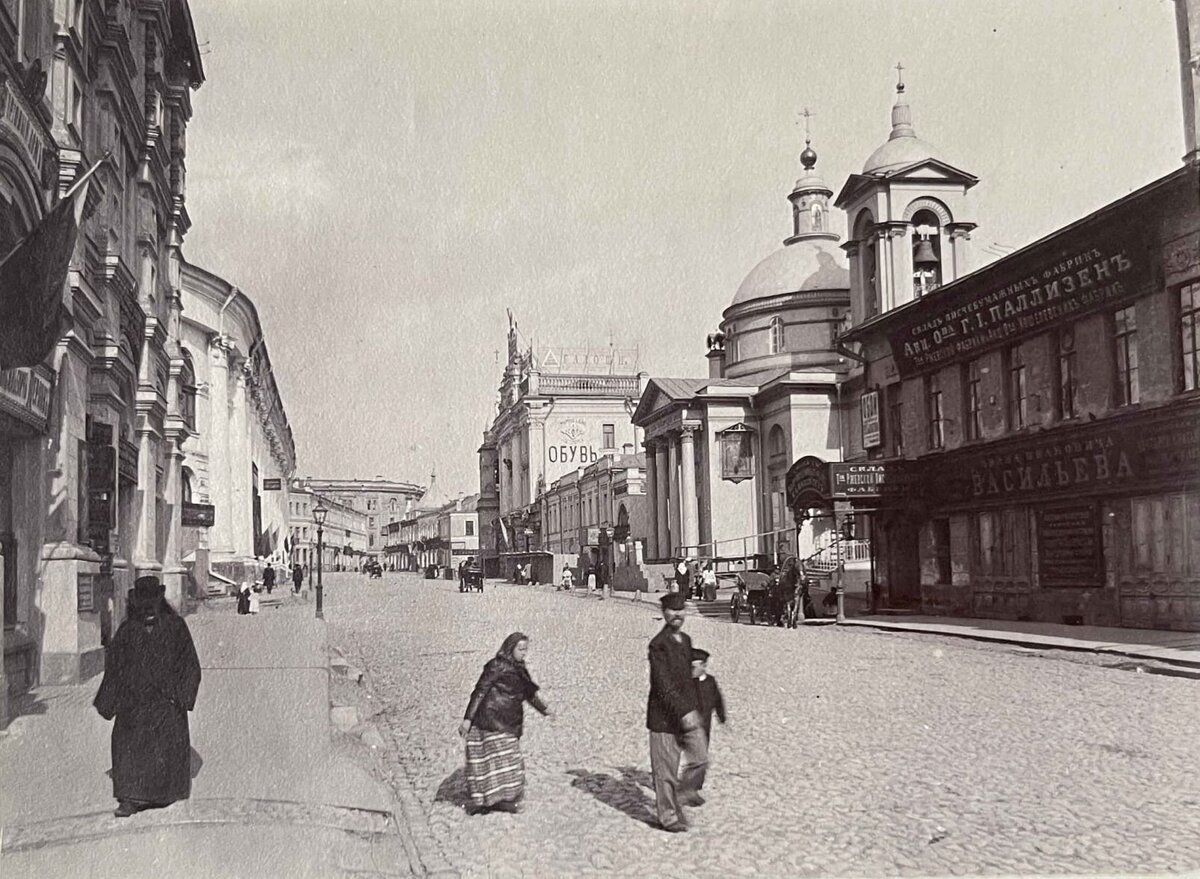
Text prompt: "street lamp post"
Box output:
[[313, 502, 328, 620]]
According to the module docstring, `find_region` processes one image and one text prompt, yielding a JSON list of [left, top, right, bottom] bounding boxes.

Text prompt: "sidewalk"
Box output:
[[512, 579, 1200, 670], [0, 596, 419, 878], [842, 614, 1200, 669]]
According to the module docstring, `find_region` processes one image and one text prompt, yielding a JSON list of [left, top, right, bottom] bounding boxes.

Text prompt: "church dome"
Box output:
[[862, 133, 938, 174], [730, 241, 849, 308]]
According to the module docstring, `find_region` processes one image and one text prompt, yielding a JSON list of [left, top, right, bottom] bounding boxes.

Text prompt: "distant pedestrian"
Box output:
[[263, 563, 275, 595], [646, 592, 706, 832], [673, 558, 689, 594], [292, 563, 303, 594], [458, 632, 552, 814], [236, 581, 251, 615], [248, 583, 260, 614], [93, 576, 202, 818], [690, 647, 726, 798], [559, 564, 574, 592], [586, 566, 597, 596]]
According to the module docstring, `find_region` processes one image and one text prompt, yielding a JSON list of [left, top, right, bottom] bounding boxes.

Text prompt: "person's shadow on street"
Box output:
[[565, 768, 657, 825], [434, 767, 471, 809]]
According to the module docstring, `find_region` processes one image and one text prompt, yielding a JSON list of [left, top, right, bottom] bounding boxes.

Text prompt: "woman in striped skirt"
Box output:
[[458, 632, 552, 814]]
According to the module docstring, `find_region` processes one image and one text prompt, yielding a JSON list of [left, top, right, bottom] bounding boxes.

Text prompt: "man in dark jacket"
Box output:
[[262, 563, 275, 594], [646, 591, 707, 832]]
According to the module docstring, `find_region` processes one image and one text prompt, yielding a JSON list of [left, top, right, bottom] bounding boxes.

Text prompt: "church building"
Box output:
[[632, 122, 857, 570]]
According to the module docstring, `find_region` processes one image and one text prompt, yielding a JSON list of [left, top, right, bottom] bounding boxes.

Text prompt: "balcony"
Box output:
[[530, 373, 641, 398]]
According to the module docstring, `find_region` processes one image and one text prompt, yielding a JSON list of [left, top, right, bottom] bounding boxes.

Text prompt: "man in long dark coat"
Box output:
[[646, 591, 707, 832], [94, 576, 202, 817]]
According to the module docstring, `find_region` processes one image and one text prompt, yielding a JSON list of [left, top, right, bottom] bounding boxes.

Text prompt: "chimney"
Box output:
[[1178, 0, 1200, 163]]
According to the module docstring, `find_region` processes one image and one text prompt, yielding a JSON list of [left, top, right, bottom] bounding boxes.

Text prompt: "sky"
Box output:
[[183, 0, 1183, 497]]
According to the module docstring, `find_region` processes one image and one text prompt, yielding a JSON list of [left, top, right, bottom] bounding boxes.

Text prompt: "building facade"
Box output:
[[179, 261, 296, 590], [382, 478, 479, 574], [541, 449, 647, 556], [839, 165, 1200, 629], [2, 0, 204, 719], [288, 481, 368, 573], [477, 314, 647, 575], [301, 477, 424, 559]]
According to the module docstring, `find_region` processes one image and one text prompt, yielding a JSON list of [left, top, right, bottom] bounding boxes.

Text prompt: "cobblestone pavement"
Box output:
[[324, 572, 1200, 878]]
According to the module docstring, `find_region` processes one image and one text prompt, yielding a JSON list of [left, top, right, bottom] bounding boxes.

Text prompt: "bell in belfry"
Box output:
[[913, 236, 940, 268]]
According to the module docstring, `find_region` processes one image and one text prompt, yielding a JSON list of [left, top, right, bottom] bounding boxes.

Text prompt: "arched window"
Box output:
[[180, 350, 197, 433], [854, 211, 878, 319], [768, 317, 785, 355], [181, 467, 194, 504], [727, 325, 738, 361], [769, 425, 787, 459], [911, 209, 943, 298], [811, 202, 824, 231]]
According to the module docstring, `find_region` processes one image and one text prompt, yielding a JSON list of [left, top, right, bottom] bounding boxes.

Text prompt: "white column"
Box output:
[[654, 442, 669, 561], [161, 442, 185, 609], [679, 426, 699, 556], [229, 367, 253, 559], [643, 443, 659, 560], [528, 417, 545, 499], [133, 422, 160, 574], [208, 342, 233, 555], [667, 436, 680, 559]]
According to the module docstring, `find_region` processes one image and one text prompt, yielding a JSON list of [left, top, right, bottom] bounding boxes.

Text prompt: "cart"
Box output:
[[729, 571, 773, 624], [459, 559, 484, 592]]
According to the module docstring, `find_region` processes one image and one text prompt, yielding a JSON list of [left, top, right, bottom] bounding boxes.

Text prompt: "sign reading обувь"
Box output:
[[887, 230, 1152, 377]]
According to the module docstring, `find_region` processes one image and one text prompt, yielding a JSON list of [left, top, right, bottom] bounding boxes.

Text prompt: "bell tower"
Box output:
[[835, 67, 979, 324]]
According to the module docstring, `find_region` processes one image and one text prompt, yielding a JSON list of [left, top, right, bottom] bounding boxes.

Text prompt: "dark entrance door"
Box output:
[[885, 520, 922, 607]]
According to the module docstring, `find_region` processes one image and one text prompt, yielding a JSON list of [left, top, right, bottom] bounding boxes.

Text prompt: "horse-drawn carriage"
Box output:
[[730, 559, 825, 626], [458, 558, 484, 592], [729, 571, 780, 625]]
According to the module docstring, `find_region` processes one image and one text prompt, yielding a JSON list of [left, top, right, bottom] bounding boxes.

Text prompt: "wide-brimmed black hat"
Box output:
[[660, 592, 687, 611], [691, 648, 709, 662]]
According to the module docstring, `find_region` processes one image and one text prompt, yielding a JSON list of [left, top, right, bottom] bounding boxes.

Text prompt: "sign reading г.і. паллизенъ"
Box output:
[[887, 232, 1151, 377]]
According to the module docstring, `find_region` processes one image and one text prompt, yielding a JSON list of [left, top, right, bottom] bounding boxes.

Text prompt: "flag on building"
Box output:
[[497, 517, 510, 551], [0, 169, 96, 369]]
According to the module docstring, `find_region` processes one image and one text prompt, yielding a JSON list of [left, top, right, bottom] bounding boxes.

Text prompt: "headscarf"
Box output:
[[497, 631, 529, 664]]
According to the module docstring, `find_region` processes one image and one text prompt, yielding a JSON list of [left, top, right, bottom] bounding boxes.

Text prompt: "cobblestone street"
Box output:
[[324, 573, 1200, 878]]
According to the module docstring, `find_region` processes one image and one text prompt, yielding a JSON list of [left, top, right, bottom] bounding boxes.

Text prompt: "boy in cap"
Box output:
[[689, 647, 726, 803], [646, 591, 707, 832]]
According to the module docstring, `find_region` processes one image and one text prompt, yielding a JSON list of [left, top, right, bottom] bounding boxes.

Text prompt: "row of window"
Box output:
[[880, 287, 1198, 456], [955, 493, 1200, 582]]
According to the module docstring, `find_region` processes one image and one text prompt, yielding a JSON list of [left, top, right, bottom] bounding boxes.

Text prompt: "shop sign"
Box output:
[[786, 455, 829, 512], [887, 232, 1151, 377], [77, 573, 95, 613], [1036, 504, 1102, 588], [829, 462, 922, 500], [936, 410, 1200, 505], [860, 390, 881, 448], [182, 502, 215, 527], [0, 365, 53, 431], [262, 478, 282, 491]]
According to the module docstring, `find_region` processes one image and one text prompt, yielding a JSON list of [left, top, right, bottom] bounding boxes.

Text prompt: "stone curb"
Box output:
[[840, 619, 1200, 670], [329, 644, 459, 879]]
